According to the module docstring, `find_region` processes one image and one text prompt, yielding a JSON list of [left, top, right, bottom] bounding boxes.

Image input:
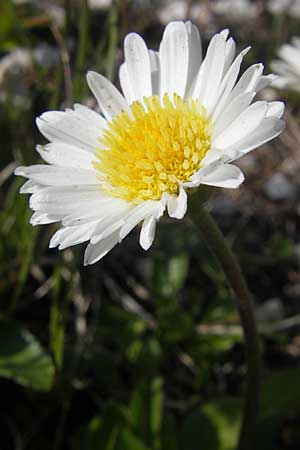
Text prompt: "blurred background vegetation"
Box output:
[[1, 0, 300, 449]]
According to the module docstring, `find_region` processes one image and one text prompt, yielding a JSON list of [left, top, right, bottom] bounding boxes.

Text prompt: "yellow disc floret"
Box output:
[[93, 94, 212, 204]]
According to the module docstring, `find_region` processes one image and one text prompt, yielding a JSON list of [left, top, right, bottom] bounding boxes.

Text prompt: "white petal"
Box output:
[[210, 47, 251, 120], [30, 185, 102, 201], [29, 186, 104, 214], [185, 21, 202, 94], [15, 165, 98, 186], [60, 223, 98, 249], [149, 50, 160, 95], [192, 31, 227, 106], [86, 71, 129, 120], [120, 50, 160, 103], [29, 190, 129, 230], [119, 200, 165, 240], [225, 117, 285, 161], [73, 103, 105, 127], [199, 163, 244, 188], [84, 230, 120, 265], [167, 186, 187, 219], [36, 143, 94, 170], [90, 206, 130, 244], [202, 35, 227, 110], [119, 63, 135, 104], [223, 37, 236, 75], [159, 21, 189, 99], [213, 91, 255, 137], [228, 63, 264, 102], [30, 200, 96, 218], [278, 43, 300, 67], [61, 197, 128, 226], [30, 211, 59, 225], [214, 101, 268, 150], [139, 215, 156, 250], [49, 228, 65, 248], [256, 74, 276, 91], [200, 147, 226, 168], [123, 33, 152, 101], [19, 179, 43, 194], [266, 101, 285, 118], [36, 109, 103, 153]]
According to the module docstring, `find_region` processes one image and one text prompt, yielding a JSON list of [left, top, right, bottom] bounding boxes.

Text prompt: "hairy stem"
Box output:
[[189, 194, 261, 450]]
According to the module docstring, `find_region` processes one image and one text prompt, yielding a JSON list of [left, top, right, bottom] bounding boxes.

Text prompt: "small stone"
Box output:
[[264, 173, 296, 201], [255, 298, 284, 322], [209, 194, 238, 216], [33, 43, 59, 68]]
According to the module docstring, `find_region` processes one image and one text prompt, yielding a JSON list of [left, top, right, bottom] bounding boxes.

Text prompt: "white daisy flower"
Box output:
[[271, 37, 300, 92], [15, 21, 285, 265]]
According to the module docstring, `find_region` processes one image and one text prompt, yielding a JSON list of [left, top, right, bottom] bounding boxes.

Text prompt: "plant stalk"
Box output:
[[189, 193, 261, 450]]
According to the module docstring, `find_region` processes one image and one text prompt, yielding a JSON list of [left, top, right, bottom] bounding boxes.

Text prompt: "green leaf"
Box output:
[[269, 233, 294, 259], [81, 404, 129, 450], [168, 252, 189, 293], [204, 398, 242, 450], [130, 377, 164, 449], [157, 298, 194, 343], [0, 320, 54, 391], [180, 398, 242, 450], [147, 252, 189, 297], [80, 407, 152, 450], [116, 428, 151, 450]]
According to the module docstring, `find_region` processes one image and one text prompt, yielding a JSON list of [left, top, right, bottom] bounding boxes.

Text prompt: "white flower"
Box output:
[[158, 1, 207, 25], [268, 0, 300, 18], [212, 0, 259, 21], [271, 37, 300, 92], [0, 48, 32, 108], [88, 0, 112, 11], [15, 21, 285, 265]]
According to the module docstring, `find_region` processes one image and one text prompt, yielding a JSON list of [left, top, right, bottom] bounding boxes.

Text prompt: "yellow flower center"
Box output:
[[93, 94, 212, 204]]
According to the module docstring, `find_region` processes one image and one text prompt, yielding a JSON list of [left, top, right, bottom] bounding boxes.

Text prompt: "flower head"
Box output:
[[15, 21, 285, 265], [271, 37, 300, 92]]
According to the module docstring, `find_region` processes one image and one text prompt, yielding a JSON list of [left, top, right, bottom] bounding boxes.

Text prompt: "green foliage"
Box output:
[[0, 1, 24, 50], [130, 377, 164, 449], [147, 251, 189, 298], [268, 233, 294, 260], [78, 378, 164, 450], [181, 398, 242, 450], [0, 320, 54, 391]]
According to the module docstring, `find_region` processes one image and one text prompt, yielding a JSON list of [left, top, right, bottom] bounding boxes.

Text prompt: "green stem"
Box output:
[[73, 0, 89, 100], [105, 1, 118, 82], [189, 193, 261, 450]]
